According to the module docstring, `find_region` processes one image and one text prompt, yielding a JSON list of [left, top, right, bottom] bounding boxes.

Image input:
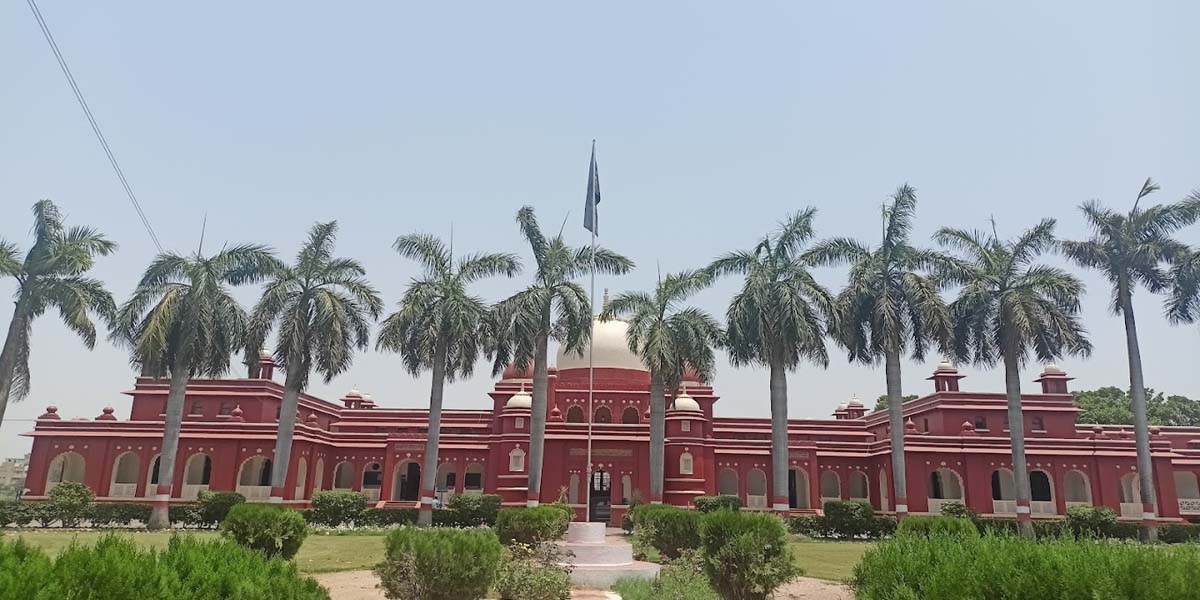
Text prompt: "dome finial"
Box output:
[[602, 288, 610, 312]]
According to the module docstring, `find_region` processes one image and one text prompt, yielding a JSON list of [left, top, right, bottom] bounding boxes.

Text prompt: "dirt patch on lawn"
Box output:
[[313, 570, 853, 600]]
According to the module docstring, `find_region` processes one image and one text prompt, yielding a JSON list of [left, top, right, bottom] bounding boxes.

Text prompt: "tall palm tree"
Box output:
[[0, 200, 117, 427], [935, 220, 1091, 538], [600, 270, 722, 504], [1061, 180, 1200, 540], [1167, 247, 1200, 325], [377, 233, 519, 526], [248, 222, 383, 504], [112, 244, 278, 529], [807, 185, 951, 518], [709, 209, 836, 512], [491, 207, 633, 507]]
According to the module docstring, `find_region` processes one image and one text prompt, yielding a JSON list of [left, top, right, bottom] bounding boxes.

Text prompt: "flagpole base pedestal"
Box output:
[[556, 522, 659, 589]]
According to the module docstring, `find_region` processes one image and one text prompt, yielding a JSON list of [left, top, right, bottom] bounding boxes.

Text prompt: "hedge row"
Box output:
[[0, 490, 245, 529], [303, 491, 503, 528], [788, 501, 897, 540]]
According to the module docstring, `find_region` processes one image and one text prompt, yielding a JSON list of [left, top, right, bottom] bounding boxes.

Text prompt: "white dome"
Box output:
[[673, 392, 701, 412], [937, 359, 955, 370], [837, 403, 849, 411], [506, 389, 532, 409], [847, 395, 863, 408], [555, 319, 646, 372], [1043, 363, 1064, 374]]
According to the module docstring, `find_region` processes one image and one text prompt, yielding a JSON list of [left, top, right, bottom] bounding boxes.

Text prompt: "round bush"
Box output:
[[694, 495, 741, 513], [446, 494, 503, 526], [699, 511, 799, 600], [0, 501, 35, 528], [495, 507, 570, 545], [1064, 505, 1117, 538], [220, 504, 309, 559], [47, 482, 94, 527], [375, 527, 503, 600], [195, 491, 246, 527], [632, 504, 702, 560], [310, 490, 368, 527]]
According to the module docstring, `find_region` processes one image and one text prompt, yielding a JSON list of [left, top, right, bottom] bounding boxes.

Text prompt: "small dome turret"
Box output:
[[673, 390, 701, 412], [506, 385, 532, 409]]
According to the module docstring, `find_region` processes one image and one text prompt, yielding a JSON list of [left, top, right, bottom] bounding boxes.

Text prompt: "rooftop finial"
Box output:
[[602, 288, 610, 311]]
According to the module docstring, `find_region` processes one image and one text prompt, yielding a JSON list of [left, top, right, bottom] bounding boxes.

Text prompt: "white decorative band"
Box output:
[[650, 500, 663, 505], [773, 503, 790, 511], [895, 504, 908, 512], [1143, 512, 1157, 520], [154, 495, 171, 502], [1015, 506, 1031, 514], [420, 497, 436, 505], [526, 500, 540, 507], [266, 496, 283, 504]]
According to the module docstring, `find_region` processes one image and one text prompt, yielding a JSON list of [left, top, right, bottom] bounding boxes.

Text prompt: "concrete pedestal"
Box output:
[[556, 522, 660, 589]]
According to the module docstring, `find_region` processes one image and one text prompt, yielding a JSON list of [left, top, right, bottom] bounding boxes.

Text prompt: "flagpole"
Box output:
[[585, 142, 597, 524]]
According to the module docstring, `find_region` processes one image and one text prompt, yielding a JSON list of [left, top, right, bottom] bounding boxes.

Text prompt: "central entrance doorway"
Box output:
[[589, 470, 611, 523]]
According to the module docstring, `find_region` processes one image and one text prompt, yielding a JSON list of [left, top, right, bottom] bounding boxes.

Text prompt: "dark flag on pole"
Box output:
[[583, 141, 600, 235]]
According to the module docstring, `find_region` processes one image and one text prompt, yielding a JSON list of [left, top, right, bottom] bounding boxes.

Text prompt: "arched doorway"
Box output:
[[566, 406, 585, 423], [594, 407, 612, 424], [144, 455, 162, 498], [464, 463, 484, 493], [362, 463, 383, 501], [332, 462, 355, 490], [991, 468, 1016, 514], [589, 469, 611, 523], [849, 472, 869, 502], [820, 471, 841, 505], [182, 454, 212, 500], [1175, 471, 1200, 514], [1029, 471, 1054, 515], [1119, 472, 1142, 518], [927, 468, 964, 514], [436, 463, 457, 503], [1064, 470, 1091, 508], [45, 451, 85, 494], [237, 456, 273, 500], [391, 461, 420, 502], [294, 457, 308, 500], [717, 468, 739, 496], [622, 406, 640, 424], [879, 470, 890, 512], [313, 458, 325, 492], [109, 452, 139, 498], [747, 469, 768, 509], [788, 468, 810, 509]]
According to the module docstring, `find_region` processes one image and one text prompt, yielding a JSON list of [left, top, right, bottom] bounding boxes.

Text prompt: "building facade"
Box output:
[[22, 319, 1200, 526]]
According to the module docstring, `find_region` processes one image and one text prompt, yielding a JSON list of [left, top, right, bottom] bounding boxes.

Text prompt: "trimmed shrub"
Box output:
[[613, 551, 720, 600], [822, 500, 875, 539], [494, 543, 572, 600], [447, 494, 502, 526], [1064, 505, 1117, 538], [632, 504, 702, 560], [361, 507, 418, 527], [1109, 521, 1141, 540], [699, 511, 799, 600], [897, 515, 978, 538], [33, 503, 57, 528], [787, 514, 830, 538], [221, 503, 309, 560], [974, 517, 1018, 536], [195, 491, 245, 527], [868, 515, 898, 538], [694, 495, 741, 513], [310, 490, 368, 527], [852, 531, 1200, 600], [1159, 523, 1200, 544], [168, 504, 201, 528], [86, 503, 152, 527], [47, 482, 94, 527], [375, 526, 503, 600], [0, 501, 34, 528], [0, 534, 328, 599], [938, 501, 978, 521], [495, 506, 570, 545]]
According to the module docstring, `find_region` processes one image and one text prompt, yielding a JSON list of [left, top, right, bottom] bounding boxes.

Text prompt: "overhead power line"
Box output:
[[26, 0, 165, 253]]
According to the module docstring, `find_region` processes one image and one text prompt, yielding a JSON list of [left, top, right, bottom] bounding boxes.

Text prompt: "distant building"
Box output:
[[0, 454, 30, 498], [19, 318, 1200, 526]]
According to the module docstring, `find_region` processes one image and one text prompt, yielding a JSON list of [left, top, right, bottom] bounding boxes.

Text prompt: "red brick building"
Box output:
[[23, 318, 1200, 526]]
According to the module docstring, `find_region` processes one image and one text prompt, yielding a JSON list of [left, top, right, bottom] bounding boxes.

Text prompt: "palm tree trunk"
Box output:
[[269, 357, 306, 503], [1120, 284, 1158, 541], [884, 344, 908, 518], [648, 371, 665, 503], [0, 298, 30, 429], [526, 307, 551, 507], [418, 337, 449, 526], [148, 366, 191, 529], [769, 353, 790, 512], [1002, 340, 1034, 538]]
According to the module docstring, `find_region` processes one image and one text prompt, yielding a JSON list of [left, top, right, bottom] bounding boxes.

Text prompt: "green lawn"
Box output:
[[0, 530, 388, 574], [789, 539, 872, 582]]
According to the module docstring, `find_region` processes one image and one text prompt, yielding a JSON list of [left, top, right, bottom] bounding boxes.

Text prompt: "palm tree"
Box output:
[[709, 209, 836, 512], [1061, 180, 1200, 540], [807, 185, 950, 518], [491, 207, 633, 507], [600, 270, 722, 504], [248, 222, 383, 504], [0, 200, 117, 428], [112, 244, 278, 529], [377, 233, 519, 526], [1167, 247, 1200, 325], [935, 220, 1091, 538]]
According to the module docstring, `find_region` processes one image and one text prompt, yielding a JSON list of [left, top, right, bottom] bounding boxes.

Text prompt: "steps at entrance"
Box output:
[[556, 523, 659, 589]]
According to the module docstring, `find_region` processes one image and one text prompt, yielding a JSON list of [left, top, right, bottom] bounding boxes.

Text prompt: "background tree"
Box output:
[[709, 209, 836, 512], [808, 185, 951, 518], [936, 220, 1091, 537], [377, 233, 519, 525], [1074, 386, 1200, 427], [600, 270, 722, 504], [248, 222, 382, 504], [0, 200, 117, 427], [1061, 180, 1200, 540], [112, 244, 277, 528], [873, 394, 918, 412], [490, 207, 633, 506]]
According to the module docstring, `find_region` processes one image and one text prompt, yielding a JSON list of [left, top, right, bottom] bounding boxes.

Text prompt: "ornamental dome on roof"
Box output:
[[501, 362, 533, 381], [554, 318, 646, 372], [506, 386, 533, 409], [1042, 363, 1064, 375], [673, 389, 701, 412], [847, 394, 864, 408]]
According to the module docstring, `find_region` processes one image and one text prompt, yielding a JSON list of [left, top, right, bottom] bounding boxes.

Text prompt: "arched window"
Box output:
[[1119, 472, 1141, 504], [594, 406, 612, 424], [509, 448, 526, 472], [622, 406, 640, 424], [621, 474, 633, 504], [294, 457, 308, 499], [879, 470, 890, 511], [464, 463, 484, 491], [111, 453, 139, 484], [991, 469, 1016, 501], [238, 456, 272, 487], [679, 452, 694, 475], [436, 463, 457, 495], [313, 458, 325, 492], [568, 473, 580, 504], [789, 468, 810, 509], [566, 406, 585, 423], [362, 462, 383, 490], [850, 472, 869, 500], [1174, 471, 1199, 500], [747, 469, 768, 507], [928, 468, 964, 499], [1029, 471, 1053, 502], [184, 454, 212, 485], [144, 455, 162, 497], [46, 451, 85, 493], [820, 471, 840, 500], [332, 462, 355, 489], [1064, 470, 1090, 504], [717, 468, 739, 496]]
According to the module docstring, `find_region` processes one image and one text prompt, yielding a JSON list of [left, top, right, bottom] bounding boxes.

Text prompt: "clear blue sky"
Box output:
[[2, 1, 1198, 457]]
